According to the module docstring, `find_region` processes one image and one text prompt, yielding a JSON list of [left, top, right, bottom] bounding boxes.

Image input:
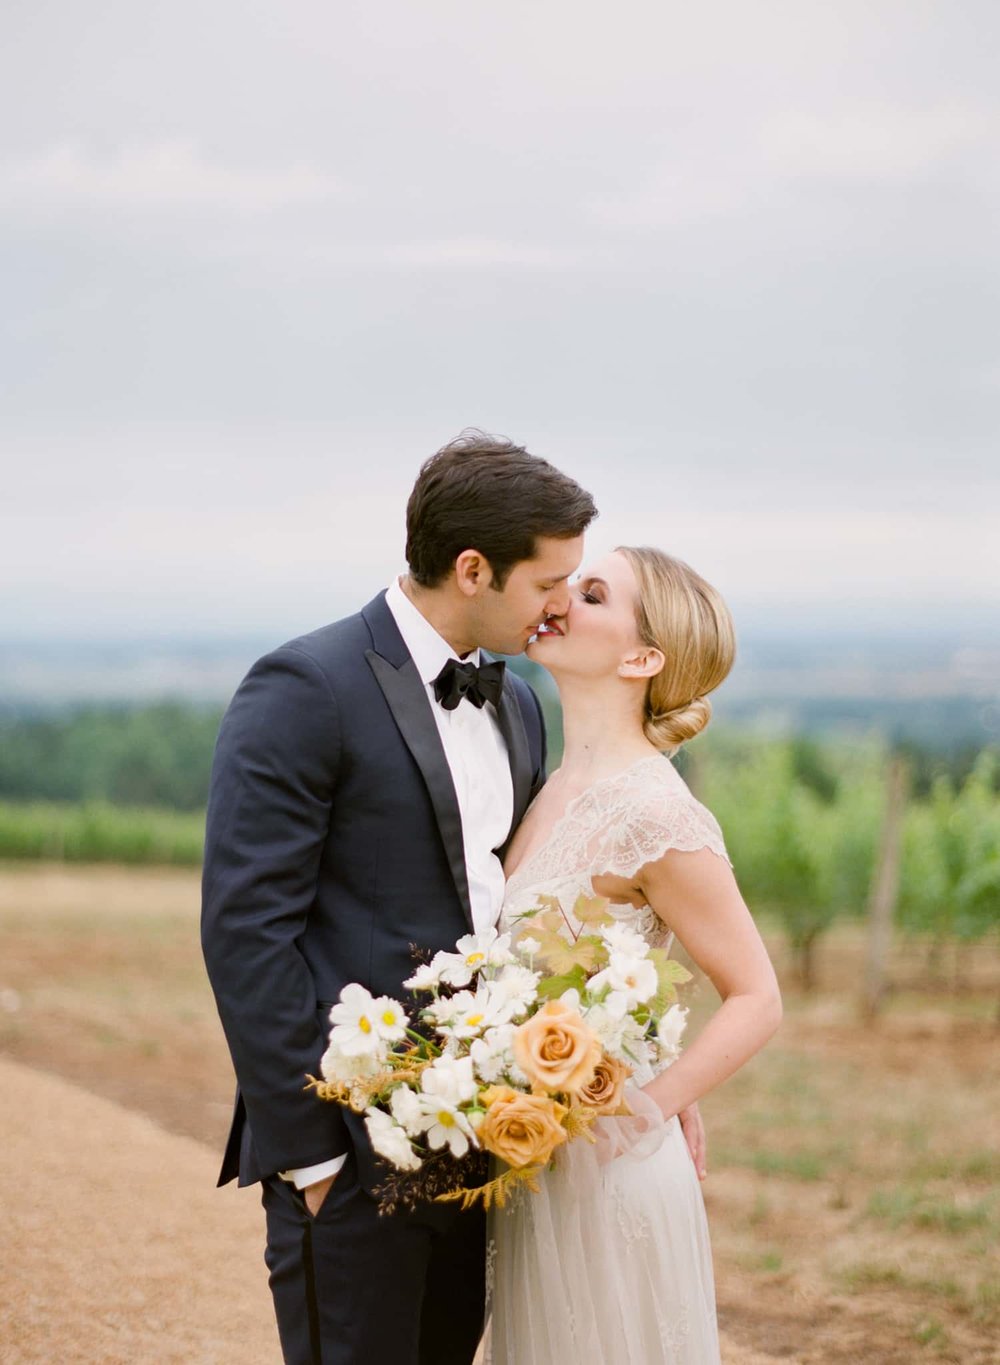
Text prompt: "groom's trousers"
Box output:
[[261, 1148, 486, 1365]]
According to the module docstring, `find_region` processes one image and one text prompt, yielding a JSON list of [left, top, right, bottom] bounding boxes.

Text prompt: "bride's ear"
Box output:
[[618, 645, 665, 681]]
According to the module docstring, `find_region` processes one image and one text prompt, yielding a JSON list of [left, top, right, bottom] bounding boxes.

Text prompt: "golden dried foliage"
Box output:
[[434, 1164, 543, 1211]]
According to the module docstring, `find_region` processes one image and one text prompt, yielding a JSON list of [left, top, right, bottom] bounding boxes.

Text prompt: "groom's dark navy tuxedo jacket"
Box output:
[[201, 590, 546, 1193]]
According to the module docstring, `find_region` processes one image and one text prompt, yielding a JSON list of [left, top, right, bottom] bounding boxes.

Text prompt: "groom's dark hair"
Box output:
[[406, 429, 597, 589]]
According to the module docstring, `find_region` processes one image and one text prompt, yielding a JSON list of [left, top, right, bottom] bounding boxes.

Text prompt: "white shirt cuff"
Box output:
[[279, 1154, 347, 1189]]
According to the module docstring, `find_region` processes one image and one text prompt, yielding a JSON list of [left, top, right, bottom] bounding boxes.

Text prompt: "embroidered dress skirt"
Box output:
[[486, 1111, 721, 1364]]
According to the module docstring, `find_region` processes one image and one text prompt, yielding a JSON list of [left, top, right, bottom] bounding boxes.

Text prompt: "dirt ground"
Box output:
[[0, 1053, 779, 1365], [1, 1055, 279, 1364], [1, 863, 998, 1364]]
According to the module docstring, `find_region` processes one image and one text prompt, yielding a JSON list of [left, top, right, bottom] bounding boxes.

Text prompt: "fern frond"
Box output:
[[434, 1164, 543, 1211]]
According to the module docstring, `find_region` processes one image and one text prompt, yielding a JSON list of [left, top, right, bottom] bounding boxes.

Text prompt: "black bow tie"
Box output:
[[432, 657, 506, 711]]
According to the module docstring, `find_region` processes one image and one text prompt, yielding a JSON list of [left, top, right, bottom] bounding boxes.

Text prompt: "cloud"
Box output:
[[382, 237, 591, 268], [589, 102, 1000, 230], [0, 140, 349, 212], [589, 168, 754, 230], [197, 232, 603, 276], [759, 104, 997, 182]]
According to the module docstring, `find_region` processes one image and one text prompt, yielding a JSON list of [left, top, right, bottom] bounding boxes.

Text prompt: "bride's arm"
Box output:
[[636, 847, 783, 1120]]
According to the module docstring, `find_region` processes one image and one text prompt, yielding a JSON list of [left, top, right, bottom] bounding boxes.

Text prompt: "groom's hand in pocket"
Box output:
[[679, 1102, 707, 1181], [304, 1172, 338, 1216]]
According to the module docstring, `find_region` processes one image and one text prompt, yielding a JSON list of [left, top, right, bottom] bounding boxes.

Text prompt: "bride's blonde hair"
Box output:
[[616, 546, 736, 755]]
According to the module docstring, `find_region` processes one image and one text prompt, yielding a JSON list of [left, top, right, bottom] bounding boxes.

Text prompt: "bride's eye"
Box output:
[[580, 589, 600, 604]]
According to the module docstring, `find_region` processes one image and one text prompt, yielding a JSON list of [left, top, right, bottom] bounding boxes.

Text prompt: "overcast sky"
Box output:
[[2, 0, 997, 640]]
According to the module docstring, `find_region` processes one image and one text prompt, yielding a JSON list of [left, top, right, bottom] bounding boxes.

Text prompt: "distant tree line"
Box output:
[[0, 703, 224, 810], [0, 698, 994, 814], [1, 702, 997, 1000]]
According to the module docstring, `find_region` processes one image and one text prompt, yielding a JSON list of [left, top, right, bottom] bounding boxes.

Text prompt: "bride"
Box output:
[[488, 546, 783, 1364]]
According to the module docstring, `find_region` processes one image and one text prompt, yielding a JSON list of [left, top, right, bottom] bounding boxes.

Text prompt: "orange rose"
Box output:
[[577, 1052, 633, 1116], [512, 999, 602, 1095], [478, 1085, 569, 1168]]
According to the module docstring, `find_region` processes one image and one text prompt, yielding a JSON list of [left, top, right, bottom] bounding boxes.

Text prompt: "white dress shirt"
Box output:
[[283, 578, 515, 1189], [385, 575, 514, 932]]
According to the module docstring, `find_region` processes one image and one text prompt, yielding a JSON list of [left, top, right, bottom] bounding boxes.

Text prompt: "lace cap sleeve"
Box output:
[[589, 769, 732, 884]]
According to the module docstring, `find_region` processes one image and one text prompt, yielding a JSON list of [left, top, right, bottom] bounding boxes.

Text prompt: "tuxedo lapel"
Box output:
[[493, 666, 532, 846], [362, 593, 474, 931]]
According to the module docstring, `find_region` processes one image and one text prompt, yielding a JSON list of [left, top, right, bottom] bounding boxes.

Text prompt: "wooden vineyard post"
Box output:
[[862, 753, 909, 1021]]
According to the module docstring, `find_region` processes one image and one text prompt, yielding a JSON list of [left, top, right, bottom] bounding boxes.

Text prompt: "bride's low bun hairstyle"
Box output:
[[646, 695, 714, 753], [617, 546, 736, 755]]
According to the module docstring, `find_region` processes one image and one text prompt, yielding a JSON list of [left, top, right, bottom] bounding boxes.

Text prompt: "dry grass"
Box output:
[[1, 863, 998, 1364]]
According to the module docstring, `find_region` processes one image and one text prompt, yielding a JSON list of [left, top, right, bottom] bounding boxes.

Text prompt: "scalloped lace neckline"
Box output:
[[505, 752, 676, 887]]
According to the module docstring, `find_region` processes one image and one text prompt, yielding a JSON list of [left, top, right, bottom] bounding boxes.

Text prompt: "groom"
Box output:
[[201, 431, 598, 1364]]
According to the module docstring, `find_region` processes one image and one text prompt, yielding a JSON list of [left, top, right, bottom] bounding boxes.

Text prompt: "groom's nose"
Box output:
[[545, 582, 572, 618]]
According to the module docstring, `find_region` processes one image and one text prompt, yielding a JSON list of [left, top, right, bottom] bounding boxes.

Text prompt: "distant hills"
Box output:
[[1, 622, 997, 754]]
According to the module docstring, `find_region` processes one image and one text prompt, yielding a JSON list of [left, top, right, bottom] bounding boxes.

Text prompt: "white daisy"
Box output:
[[425, 984, 510, 1040], [432, 928, 516, 988], [327, 983, 388, 1057], [369, 995, 410, 1042], [418, 1095, 478, 1158]]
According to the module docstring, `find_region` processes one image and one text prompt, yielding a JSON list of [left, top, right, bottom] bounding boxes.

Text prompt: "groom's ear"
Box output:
[[454, 548, 495, 596], [618, 646, 665, 681]]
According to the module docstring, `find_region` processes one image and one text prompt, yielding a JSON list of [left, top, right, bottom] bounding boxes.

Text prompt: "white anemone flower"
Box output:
[[420, 1053, 479, 1106], [389, 1084, 425, 1136], [589, 952, 659, 1009], [364, 1107, 422, 1171], [657, 1003, 689, 1060], [327, 983, 388, 1056], [418, 1095, 478, 1158], [600, 921, 650, 959]]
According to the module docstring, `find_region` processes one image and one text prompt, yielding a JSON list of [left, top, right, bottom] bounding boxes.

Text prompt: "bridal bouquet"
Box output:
[[308, 894, 691, 1210]]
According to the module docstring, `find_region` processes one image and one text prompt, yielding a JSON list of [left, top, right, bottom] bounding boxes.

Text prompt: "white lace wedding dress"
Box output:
[[486, 754, 730, 1365]]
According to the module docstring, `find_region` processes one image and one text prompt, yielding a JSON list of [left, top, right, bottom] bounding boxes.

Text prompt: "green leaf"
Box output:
[[645, 948, 693, 1013], [651, 983, 678, 1012], [649, 948, 693, 985], [536, 965, 588, 1000], [534, 928, 602, 974], [572, 892, 614, 929]]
